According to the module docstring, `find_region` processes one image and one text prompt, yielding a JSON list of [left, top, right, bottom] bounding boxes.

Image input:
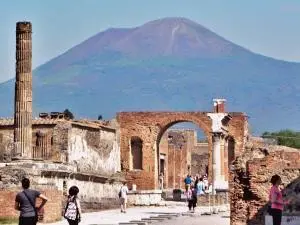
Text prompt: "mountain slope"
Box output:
[[0, 17, 300, 134]]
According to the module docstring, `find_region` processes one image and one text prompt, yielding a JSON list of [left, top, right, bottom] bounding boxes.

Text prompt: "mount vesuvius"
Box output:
[[0, 17, 300, 134]]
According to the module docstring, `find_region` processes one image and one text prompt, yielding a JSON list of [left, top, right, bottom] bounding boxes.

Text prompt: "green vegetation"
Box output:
[[262, 129, 300, 149], [0, 217, 18, 224]]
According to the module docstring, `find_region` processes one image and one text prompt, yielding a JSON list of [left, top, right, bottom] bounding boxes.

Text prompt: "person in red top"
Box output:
[[269, 174, 288, 225]]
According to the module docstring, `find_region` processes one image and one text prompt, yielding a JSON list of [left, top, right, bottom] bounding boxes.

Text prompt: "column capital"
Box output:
[[207, 113, 230, 133]]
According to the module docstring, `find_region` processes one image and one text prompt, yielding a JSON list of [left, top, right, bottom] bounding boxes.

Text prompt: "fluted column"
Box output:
[[13, 22, 32, 159]]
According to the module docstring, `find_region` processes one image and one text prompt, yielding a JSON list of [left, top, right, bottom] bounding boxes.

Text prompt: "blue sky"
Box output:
[[0, 0, 300, 82]]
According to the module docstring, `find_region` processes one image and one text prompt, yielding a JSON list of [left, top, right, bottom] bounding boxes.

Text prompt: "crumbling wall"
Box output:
[[191, 142, 209, 176], [0, 127, 14, 162], [68, 126, 120, 174], [231, 140, 300, 225], [0, 166, 63, 223]]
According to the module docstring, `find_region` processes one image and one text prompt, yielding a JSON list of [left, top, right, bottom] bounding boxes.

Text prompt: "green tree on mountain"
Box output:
[[261, 129, 300, 149]]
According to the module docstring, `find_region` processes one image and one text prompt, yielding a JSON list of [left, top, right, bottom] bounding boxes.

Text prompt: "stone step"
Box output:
[[141, 217, 164, 222], [149, 216, 167, 220], [119, 223, 139, 225], [129, 220, 149, 225], [157, 213, 180, 217], [156, 215, 174, 219]]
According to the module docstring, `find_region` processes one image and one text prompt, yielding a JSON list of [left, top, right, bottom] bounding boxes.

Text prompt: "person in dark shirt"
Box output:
[[15, 178, 48, 225]]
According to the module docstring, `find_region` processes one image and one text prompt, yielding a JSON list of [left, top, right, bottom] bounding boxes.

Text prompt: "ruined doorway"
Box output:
[[160, 157, 165, 175], [157, 122, 209, 190]]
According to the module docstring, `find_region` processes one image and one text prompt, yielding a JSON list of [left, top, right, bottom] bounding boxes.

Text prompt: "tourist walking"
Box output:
[[119, 182, 129, 213], [64, 186, 82, 225], [15, 177, 48, 225], [186, 185, 197, 212], [269, 174, 289, 225]]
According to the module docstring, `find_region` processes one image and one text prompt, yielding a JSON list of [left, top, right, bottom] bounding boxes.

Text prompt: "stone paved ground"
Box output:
[[161, 213, 230, 225], [47, 205, 230, 225]]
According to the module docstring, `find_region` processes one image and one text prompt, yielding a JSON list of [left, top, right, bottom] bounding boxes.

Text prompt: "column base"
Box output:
[[213, 179, 229, 190]]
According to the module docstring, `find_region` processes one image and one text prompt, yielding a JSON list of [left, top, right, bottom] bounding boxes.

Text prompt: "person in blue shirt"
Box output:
[[197, 177, 205, 196], [184, 175, 192, 193]]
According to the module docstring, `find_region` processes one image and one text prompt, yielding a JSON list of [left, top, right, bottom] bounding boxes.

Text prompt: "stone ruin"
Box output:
[[0, 21, 299, 225]]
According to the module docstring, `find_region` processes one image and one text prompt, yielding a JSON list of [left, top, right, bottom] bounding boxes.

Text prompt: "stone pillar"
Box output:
[[212, 132, 222, 191], [208, 98, 231, 190], [224, 138, 229, 182], [220, 134, 225, 180], [13, 22, 33, 159]]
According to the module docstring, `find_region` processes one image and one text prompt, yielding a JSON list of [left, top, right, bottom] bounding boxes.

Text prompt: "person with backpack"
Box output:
[[119, 182, 129, 213], [15, 177, 48, 225], [186, 184, 197, 212], [64, 186, 82, 225]]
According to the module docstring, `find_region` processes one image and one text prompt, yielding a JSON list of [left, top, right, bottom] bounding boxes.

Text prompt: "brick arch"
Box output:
[[117, 111, 247, 190], [117, 112, 214, 190], [156, 119, 211, 146]]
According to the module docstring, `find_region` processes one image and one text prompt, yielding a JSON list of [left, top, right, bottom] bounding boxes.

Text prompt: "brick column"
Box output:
[[13, 22, 33, 159]]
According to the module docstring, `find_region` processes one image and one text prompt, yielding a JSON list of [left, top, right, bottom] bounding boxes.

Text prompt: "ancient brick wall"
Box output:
[[158, 132, 168, 188], [0, 188, 63, 223], [158, 130, 196, 189], [191, 142, 209, 177], [228, 113, 248, 157], [230, 141, 300, 225]]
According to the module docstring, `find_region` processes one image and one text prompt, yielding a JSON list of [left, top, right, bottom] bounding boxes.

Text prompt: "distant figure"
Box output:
[[184, 175, 192, 192], [269, 174, 289, 225], [197, 178, 205, 196], [205, 183, 213, 194], [64, 186, 82, 225], [119, 182, 129, 213], [203, 175, 208, 190], [159, 173, 164, 190], [186, 185, 197, 212], [15, 177, 48, 225]]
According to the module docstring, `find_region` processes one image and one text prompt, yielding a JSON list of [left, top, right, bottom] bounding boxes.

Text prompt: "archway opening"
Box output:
[[130, 136, 143, 170], [157, 121, 209, 191]]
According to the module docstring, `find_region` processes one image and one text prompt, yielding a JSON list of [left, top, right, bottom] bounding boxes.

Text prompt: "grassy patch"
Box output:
[[0, 217, 18, 224]]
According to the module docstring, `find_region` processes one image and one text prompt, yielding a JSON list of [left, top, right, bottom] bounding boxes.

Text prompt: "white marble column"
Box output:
[[212, 132, 222, 189], [208, 112, 229, 190]]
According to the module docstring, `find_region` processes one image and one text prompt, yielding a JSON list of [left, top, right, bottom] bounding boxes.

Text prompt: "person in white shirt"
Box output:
[[119, 182, 129, 213]]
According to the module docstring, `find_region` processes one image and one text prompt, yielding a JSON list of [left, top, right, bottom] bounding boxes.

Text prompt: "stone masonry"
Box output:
[[230, 138, 300, 225], [14, 22, 33, 159], [117, 110, 248, 190]]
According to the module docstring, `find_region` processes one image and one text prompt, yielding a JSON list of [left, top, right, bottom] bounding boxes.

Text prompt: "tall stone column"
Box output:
[[208, 99, 231, 191], [212, 132, 222, 191], [13, 22, 33, 159]]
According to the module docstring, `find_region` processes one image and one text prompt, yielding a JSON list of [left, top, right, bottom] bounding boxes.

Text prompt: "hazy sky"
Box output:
[[0, 0, 300, 82]]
